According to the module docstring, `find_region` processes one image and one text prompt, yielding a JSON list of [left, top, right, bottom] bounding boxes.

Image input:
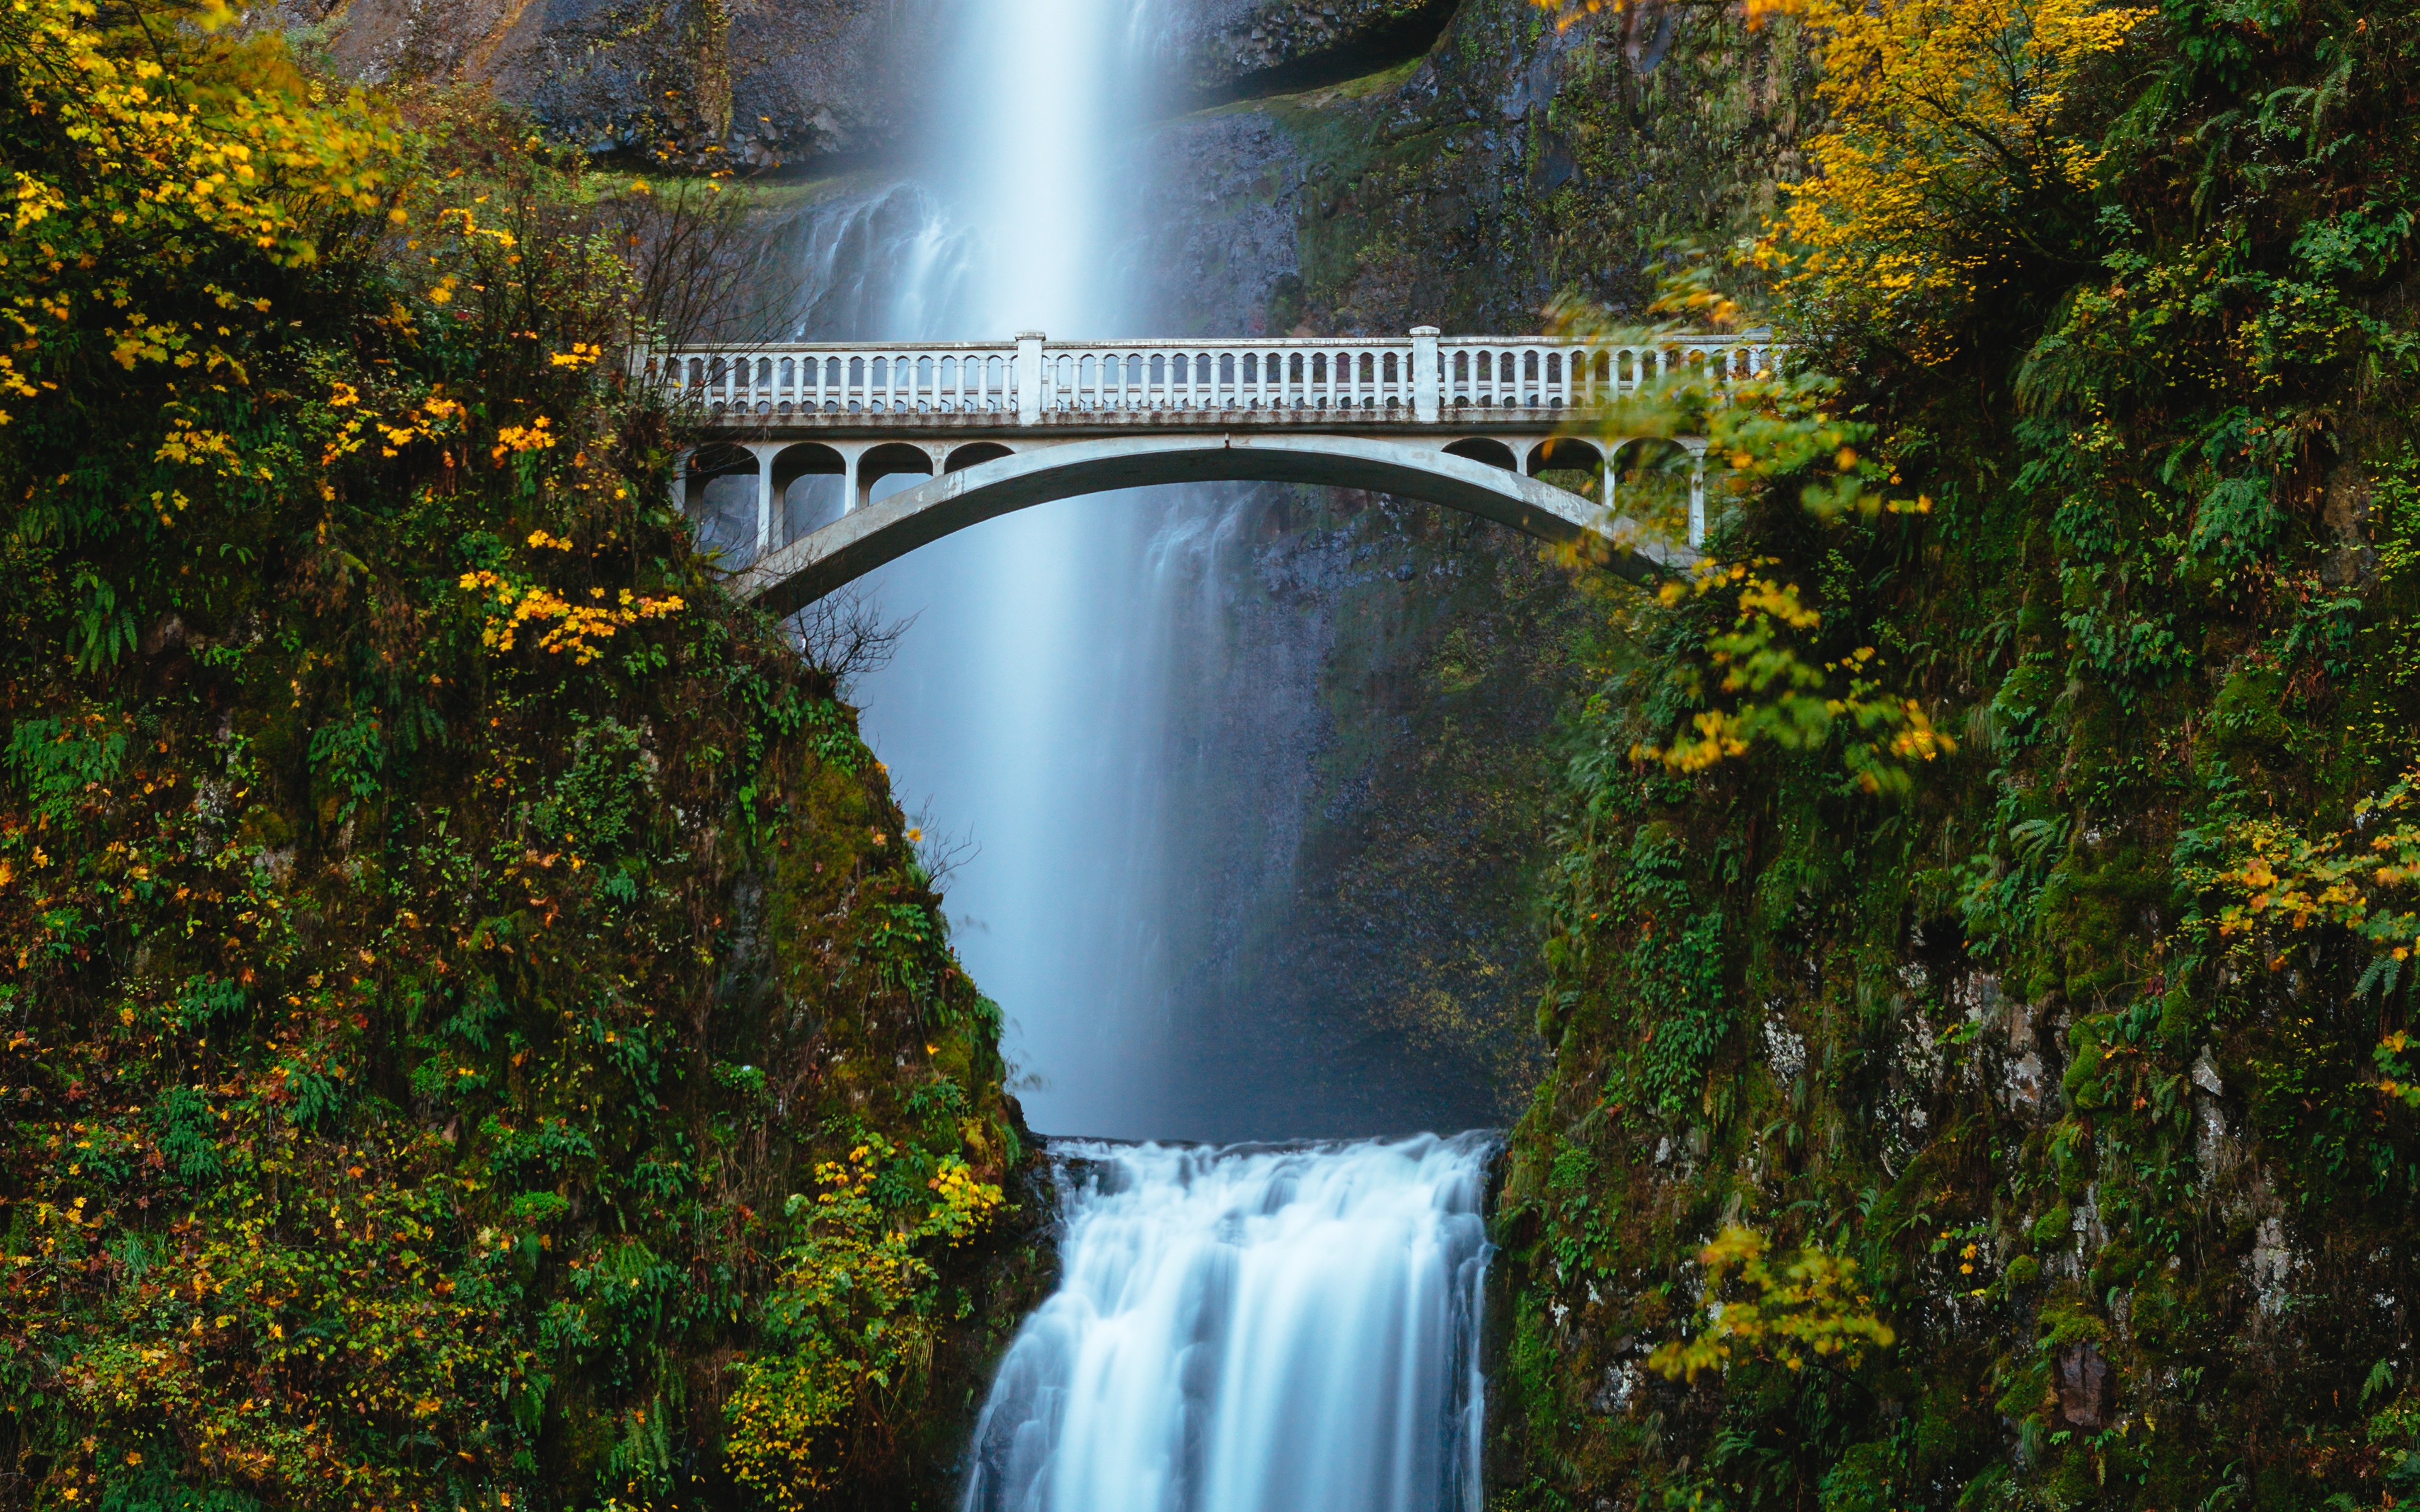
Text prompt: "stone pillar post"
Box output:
[[751, 442, 780, 561], [1410, 326, 1441, 424], [1016, 332, 1045, 425], [671, 447, 690, 515]]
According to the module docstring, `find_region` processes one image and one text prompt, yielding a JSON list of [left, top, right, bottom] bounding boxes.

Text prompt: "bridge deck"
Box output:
[[640, 329, 1780, 607]]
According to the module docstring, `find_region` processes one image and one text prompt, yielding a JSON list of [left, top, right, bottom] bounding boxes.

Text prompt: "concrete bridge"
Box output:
[[648, 328, 1780, 617]]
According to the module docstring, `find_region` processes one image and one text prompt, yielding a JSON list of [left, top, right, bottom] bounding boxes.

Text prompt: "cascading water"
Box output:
[[776, 0, 1195, 1142], [962, 1135, 1494, 1512], [769, 4, 1500, 1501]]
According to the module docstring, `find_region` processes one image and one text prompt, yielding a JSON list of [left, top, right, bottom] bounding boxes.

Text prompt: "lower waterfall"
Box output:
[[962, 1133, 1494, 1512]]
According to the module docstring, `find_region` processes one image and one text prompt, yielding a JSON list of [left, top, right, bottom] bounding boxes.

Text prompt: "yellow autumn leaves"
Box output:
[[1648, 1225, 1897, 1382], [2201, 772, 2420, 1106], [456, 568, 685, 665], [1533, 0, 2148, 359], [1755, 0, 2149, 361], [723, 1139, 1004, 1507], [1536, 0, 2153, 368], [3, 0, 405, 425]]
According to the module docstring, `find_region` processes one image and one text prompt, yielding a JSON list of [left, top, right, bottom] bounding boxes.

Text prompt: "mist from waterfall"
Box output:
[[962, 1135, 1494, 1512]]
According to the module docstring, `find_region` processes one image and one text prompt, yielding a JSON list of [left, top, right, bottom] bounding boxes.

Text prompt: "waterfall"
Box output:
[[791, 0, 1190, 1140], [766, 6, 1505, 1504], [963, 1135, 1495, 1512]]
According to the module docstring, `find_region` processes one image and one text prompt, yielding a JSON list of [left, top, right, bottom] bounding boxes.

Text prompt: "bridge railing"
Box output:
[[636, 329, 1782, 423]]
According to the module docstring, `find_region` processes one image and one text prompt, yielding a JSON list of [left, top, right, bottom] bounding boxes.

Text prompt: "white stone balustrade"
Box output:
[[636, 329, 1779, 424]]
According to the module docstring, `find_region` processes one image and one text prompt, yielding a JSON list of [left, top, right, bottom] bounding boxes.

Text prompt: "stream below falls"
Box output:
[[961, 1135, 1494, 1512]]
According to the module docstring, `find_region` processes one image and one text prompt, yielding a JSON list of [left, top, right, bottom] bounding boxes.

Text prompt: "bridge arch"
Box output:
[[732, 432, 1690, 621], [947, 441, 1016, 472]]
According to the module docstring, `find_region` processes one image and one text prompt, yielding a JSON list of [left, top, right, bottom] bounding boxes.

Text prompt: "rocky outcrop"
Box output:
[[308, 0, 942, 166], [1161, 0, 1463, 103]]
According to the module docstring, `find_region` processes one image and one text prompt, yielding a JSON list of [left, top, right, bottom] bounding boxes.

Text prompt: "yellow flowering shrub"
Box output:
[[723, 1137, 1005, 1506], [1, 0, 403, 427], [1647, 1225, 1896, 1382]]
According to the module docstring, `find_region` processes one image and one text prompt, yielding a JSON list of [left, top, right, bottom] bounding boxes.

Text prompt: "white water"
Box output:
[[771, 8, 1503, 1506], [784, 0, 1198, 1140], [964, 1135, 1494, 1512]]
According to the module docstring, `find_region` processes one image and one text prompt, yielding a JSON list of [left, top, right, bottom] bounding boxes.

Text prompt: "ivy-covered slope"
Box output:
[[0, 12, 1038, 1511], [1494, 0, 2420, 1506]]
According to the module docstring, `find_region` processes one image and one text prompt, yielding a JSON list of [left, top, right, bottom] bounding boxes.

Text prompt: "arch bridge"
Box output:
[[645, 328, 1780, 618]]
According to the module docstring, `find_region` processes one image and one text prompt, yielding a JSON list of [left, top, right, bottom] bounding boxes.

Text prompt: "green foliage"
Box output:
[[1501, 0, 2420, 1506], [0, 9, 1035, 1511], [1647, 1226, 1895, 1382]]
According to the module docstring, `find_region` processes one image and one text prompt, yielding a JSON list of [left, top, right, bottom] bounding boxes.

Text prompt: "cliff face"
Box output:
[[0, 51, 1047, 1510], [1110, 2, 1816, 1136]]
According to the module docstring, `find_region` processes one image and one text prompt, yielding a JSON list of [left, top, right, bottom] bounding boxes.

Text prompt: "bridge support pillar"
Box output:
[[747, 442, 782, 561], [1411, 326, 1441, 424]]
